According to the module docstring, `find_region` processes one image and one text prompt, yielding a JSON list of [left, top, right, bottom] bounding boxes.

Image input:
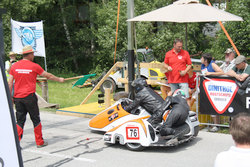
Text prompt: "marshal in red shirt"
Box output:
[[9, 59, 44, 98], [164, 49, 192, 83]]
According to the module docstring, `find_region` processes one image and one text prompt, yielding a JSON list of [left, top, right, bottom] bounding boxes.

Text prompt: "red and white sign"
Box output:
[[126, 127, 140, 140], [203, 78, 238, 114]]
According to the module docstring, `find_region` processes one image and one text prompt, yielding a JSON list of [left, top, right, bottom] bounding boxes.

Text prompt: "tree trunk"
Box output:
[[59, 2, 79, 71]]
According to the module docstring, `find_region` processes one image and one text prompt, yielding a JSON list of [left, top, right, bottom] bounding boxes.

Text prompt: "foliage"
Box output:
[[207, 0, 250, 59], [0, 0, 249, 76], [36, 79, 101, 108]]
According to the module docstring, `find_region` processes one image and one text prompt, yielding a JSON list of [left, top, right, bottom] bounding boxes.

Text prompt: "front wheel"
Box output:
[[100, 78, 116, 93], [125, 143, 144, 151]]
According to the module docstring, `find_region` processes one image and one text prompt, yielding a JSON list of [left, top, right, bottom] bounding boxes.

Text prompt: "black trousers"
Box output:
[[160, 105, 189, 136], [164, 106, 188, 128], [14, 93, 41, 129]]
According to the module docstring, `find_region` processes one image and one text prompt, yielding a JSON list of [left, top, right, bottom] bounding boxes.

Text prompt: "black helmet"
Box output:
[[131, 78, 148, 93]]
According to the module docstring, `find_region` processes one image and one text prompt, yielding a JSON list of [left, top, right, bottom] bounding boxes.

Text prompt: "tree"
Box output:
[[206, 0, 249, 59], [0, 0, 248, 75]]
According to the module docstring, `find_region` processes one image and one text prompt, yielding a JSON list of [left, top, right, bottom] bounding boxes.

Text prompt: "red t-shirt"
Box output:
[[165, 72, 169, 79], [10, 59, 44, 98], [164, 49, 192, 83], [188, 72, 197, 89]]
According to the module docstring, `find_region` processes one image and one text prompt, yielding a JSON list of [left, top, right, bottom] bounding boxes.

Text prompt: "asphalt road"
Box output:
[[19, 111, 234, 167]]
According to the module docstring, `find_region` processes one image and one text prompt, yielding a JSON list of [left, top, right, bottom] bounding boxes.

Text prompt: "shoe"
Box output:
[[160, 135, 175, 140], [210, 126, 219, 132], [166, 138, 178, 146], [37, 141, 48, 148]]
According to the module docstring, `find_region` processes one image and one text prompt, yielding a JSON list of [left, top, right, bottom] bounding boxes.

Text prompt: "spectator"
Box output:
[[5, 51, 18, 95], [160, 80, 171, 100], [201, 53, 224, 132], [214, 113, 250, 167], [201, 53, 224, 76], [5, 51, 17, 80], [227, 55, 250, 82], [220, 48, 235, 73], [162, 39, 192, 101], [187, 64, 198, 108], [8, 45, 65, 148], [160, 63, 171, 100]]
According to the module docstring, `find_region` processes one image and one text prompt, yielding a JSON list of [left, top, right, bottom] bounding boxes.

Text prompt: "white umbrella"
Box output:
[[128, 0, 243, 22], [127, 0, 243, 49]]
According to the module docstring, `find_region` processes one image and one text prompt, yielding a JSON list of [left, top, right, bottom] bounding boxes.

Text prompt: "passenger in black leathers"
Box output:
[[159, 89, 190, 136], [124, 78, 164, 124]]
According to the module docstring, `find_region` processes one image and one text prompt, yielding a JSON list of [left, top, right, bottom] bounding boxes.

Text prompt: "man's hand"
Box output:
[[179, 70, 187, 76], [58, 77, 65, 83], [205, 72, 211, 76], [167, 66, 172, 71]]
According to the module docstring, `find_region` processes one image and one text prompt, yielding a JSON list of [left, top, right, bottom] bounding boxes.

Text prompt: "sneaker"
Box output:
[[37, 141, 48, 148], [210, 126, 219, 132]]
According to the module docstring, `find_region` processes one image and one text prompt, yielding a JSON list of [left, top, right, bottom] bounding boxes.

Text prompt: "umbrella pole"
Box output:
[[185, 23, 188, 51]]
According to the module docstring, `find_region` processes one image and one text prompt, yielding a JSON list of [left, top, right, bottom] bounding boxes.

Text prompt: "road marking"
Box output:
[[24, 149, 96, 163]]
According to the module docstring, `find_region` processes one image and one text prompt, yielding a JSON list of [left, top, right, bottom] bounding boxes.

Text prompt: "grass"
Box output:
[[36, 79, 102, 109]]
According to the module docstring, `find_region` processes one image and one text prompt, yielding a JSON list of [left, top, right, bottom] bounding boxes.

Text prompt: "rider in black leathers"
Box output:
[[124, 78, 164, 124]]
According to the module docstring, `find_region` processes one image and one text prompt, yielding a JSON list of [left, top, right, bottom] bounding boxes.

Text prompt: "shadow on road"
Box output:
[[104, 136, 202, 153]]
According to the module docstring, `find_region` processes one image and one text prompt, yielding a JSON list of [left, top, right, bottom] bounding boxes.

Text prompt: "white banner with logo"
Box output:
[[11, 19, 46, 57]]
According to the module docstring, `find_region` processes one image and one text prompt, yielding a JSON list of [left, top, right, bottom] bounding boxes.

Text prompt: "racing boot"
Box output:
[[159, 127, 175, 136], [34, 123, 48, 148], [16, 124, 23, 141]]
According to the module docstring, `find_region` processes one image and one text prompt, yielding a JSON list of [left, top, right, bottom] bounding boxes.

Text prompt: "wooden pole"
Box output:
[[105, 88, 111, 108], [80, 62, 123, 105], [64, 76, 84, 81], [206, 0, 241, 56], [124, 68, 129, 92]]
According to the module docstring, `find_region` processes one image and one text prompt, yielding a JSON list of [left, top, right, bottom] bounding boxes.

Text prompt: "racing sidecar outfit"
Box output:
[[159, 93, 190, 136]]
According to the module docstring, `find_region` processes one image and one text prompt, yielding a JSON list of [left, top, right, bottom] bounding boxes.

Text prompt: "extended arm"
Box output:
[[226, 70, 249, 82], [180, 64, 192, 76], [163, 62, 172, 71], [205, 63, 224, 76], [40, 71, 64, 82], [124, 97, 141, 112]]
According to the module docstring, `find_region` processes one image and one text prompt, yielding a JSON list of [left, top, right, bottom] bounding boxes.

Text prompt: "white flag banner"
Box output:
[[11, 19, 46, 57]]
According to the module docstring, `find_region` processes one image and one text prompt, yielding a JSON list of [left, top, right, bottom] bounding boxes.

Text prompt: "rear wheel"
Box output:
[[125, 143, 144, 151], [100, 78, 116, 93]]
